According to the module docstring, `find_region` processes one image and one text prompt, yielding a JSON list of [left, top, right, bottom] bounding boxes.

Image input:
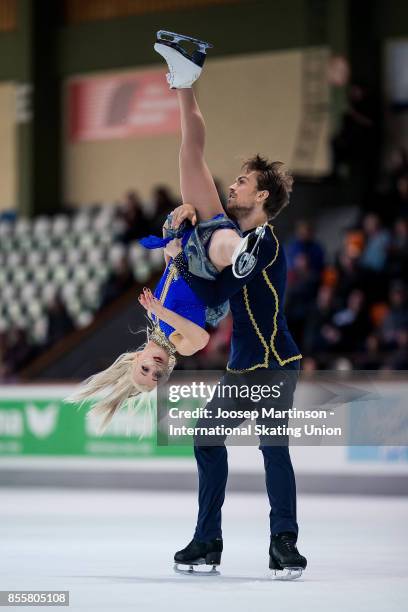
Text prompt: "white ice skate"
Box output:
[[231, 223, 268, 278], [154, 30, 213, 89]]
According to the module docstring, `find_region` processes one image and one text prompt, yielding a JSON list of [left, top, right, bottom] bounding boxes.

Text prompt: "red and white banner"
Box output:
[[68, 69, 180, 142]]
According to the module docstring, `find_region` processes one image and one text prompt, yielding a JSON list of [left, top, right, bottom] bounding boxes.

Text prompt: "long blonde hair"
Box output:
[[66, 311, 178, 432], [65, 351, 143, 430], [66, 345, 175, 432]]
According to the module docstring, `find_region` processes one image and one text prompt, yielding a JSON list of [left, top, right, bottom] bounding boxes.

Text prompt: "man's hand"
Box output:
[[164, 238, 182, 259], [171, 203, 197, 229]]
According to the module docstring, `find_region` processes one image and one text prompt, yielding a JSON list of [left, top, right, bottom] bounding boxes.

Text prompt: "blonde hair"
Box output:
[[66, 344, 176, 432]]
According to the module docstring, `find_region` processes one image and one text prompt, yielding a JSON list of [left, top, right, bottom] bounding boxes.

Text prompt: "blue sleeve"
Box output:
[[174, 225, 279, 307]]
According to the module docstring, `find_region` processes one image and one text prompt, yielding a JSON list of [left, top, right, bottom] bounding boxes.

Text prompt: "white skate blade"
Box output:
[[271, 566, 303, 580], [154, 42, 202, 89], [174, 562, 220, 576]]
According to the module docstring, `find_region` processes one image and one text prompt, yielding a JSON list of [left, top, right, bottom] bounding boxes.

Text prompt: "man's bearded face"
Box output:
[[227, 170, 260, 219]]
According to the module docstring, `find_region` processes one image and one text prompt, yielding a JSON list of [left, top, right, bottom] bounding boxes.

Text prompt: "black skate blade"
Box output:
[[270, 566, 303, 581], [174, 562, 220, 576], [156, 30, 213, 52]]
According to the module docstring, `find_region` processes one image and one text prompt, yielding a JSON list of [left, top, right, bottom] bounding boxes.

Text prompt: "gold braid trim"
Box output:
[[227, 224, 301, 372], [151, 263, 177, 330], [265, 224, 279, 269], [159, 264, 177, 305], [226, 286, 269, 373], [262, 271, 302, 366], [147, 264, 178, 368]]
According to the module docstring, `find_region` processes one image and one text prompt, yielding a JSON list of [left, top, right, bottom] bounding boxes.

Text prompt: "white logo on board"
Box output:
[[25, 403, 59, 438]]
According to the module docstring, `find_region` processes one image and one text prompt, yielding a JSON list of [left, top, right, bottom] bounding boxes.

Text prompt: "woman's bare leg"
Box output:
[[177, 88, 241, 268], [178, 88, 223, 219]]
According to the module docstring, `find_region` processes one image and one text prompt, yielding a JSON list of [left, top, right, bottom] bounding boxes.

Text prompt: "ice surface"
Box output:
[[1, 489, 407, 611]]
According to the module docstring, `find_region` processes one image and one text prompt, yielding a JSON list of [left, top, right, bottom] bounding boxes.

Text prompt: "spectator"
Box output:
[[334, 251, 364, 307], [357, 334, 383, 370], [46, 295, 75, 347], [390, 147, 408, 179], [286, 220, 325, 275], [383, 329, 408, 370], [117, 190, 152, 243], [342, 228, 364, 259], [378, 150, 408, 222], [330, 289, 371, 353], [387, 217, 408, 280], [380, 281, 408, 349], [360, 213, 390, 272], [148, 186, 177, 235], [286, 252, 320, 346], [303, 285, 336, 354]]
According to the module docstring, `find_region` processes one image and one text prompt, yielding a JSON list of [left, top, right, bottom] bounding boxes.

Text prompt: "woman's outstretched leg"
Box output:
[[155, 36, 245, 271], [177, 88, 224, 220], [178, 88, 241, 269]]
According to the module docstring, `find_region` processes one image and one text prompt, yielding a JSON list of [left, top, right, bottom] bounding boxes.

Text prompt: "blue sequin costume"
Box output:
[[144, 214, 239, 342], [151, 227, 206, 340]]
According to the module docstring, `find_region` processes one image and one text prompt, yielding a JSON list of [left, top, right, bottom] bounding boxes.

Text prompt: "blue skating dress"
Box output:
[[142, 213, 238, 342], [151, 229, 206, 340]]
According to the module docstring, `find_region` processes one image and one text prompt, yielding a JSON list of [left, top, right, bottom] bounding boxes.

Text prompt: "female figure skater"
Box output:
[[68, 32, 266, 429]]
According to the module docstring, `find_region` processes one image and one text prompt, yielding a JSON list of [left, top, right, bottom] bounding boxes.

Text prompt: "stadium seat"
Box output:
[[52, 215, 71, 236], [76, 310, 93, 328], [0, 205, 147, 355], [30, 317, 48, 343]]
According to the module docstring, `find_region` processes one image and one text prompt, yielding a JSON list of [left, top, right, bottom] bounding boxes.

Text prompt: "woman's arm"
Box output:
[[138, 288, 209, 356]]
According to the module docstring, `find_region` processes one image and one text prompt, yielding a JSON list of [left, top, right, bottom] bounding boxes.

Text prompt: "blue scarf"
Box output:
[[140, 215, 189, 249]]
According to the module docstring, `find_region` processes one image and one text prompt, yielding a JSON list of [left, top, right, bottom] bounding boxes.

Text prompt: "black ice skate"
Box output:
[[154, 30, 213, 89], [174, 537, 222, 575], [269, 532, 307, 580], [231, 223, 267, 278]]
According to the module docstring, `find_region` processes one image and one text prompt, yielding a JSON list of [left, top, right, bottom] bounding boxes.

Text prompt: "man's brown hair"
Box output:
[[242, 154, 294, 220]]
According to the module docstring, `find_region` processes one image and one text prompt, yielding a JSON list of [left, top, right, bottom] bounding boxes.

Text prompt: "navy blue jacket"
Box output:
[[174, 224, 302, 372]]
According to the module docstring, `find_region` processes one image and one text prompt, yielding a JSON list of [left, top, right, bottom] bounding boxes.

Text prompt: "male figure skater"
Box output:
[[154, 31, 307, 578]]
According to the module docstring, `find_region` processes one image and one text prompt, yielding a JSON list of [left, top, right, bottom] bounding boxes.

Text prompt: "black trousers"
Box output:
[[192, 369, 299, 541]]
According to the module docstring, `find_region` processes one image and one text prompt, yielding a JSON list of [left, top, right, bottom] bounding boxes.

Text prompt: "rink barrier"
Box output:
[[0, 384, 407, 495]]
